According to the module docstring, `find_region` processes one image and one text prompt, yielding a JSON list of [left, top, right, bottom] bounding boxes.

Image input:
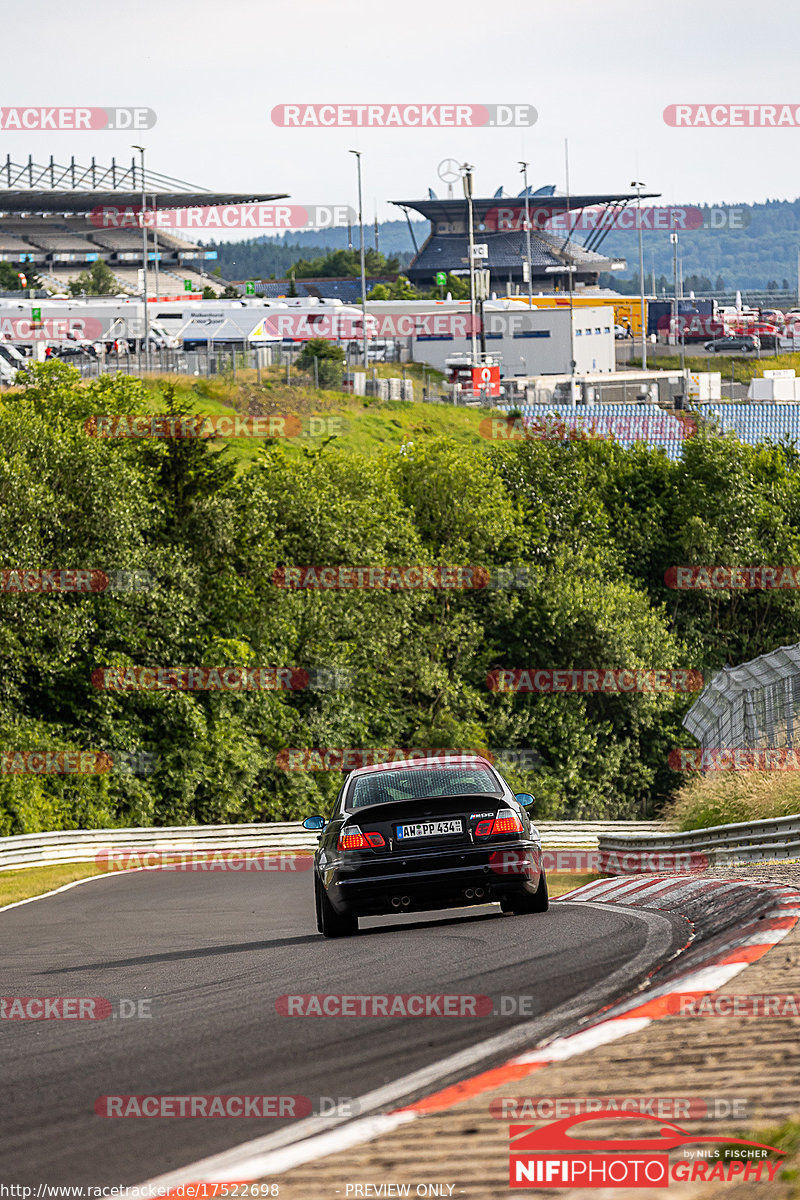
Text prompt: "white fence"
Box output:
[[0, 820, 665, 872]]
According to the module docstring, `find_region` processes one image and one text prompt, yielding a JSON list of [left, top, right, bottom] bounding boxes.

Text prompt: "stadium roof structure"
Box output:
[[391, 186, 661, 285], [0, 155, 287, 214], [393, 190, 661, 224]]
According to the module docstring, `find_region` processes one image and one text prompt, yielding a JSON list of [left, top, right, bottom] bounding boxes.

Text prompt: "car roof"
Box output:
[[346, 754, 496, 778]]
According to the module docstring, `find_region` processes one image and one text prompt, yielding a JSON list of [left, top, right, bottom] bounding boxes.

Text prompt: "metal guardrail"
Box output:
[[598, 813, 800, 864], [0, 820, 665, 872]]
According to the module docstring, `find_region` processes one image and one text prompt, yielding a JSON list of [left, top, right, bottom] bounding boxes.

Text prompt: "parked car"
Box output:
[[703, 334, 760, 353], [751, 324, 781, 349]]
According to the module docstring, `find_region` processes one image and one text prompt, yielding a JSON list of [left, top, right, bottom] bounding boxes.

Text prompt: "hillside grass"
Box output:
[[136, 367, 492, 461], [631, 350, 800, 386]]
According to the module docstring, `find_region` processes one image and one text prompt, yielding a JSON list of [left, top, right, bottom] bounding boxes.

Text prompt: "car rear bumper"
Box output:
[[318, 840, 542, 916]]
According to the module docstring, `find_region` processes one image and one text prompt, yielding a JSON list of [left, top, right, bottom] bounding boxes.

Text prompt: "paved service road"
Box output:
[[0, 870, 687, 1186]]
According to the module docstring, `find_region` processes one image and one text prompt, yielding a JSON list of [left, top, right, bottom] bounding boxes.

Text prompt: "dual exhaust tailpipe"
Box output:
[[464, 886, 486, 900], [391, 895, 412, 909]]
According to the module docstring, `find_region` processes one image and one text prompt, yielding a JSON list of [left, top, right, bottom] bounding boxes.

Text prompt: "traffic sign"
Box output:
[[183, 279, 192, 292], [31, 307, 41, 321], [435, 271, 447, 286], [472, 243, 489, 260], [245, 281, 256, 296]]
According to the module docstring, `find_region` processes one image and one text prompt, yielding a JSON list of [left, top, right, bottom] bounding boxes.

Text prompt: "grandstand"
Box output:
[[392, 184, 660, 290], [0, 155, 287, 297]]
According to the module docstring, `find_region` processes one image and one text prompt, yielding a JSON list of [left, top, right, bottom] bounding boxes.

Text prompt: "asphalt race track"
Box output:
[[0, 870, 688, 1186]]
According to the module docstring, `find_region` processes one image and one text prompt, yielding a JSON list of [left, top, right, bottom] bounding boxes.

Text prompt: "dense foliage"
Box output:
[[3, 363, 800, 834]]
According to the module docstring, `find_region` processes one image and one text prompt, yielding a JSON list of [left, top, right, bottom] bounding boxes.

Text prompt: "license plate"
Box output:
[[396, 820, 462, 839]]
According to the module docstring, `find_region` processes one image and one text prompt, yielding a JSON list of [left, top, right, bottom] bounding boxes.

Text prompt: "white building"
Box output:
[[364, 299, 616, 377]]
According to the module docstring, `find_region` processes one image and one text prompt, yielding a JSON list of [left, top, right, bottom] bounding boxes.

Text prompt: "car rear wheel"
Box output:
[[315, 874, 359, 938], [501, 869, 549, 915]]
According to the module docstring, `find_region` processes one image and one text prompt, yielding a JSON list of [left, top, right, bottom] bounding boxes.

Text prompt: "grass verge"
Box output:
[[630, 350, 800, 387], [0, 863, 105, 908], [662, 771, 800, 831]]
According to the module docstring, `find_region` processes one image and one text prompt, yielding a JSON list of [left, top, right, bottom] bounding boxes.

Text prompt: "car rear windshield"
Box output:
[[347, 765, 501, 810]]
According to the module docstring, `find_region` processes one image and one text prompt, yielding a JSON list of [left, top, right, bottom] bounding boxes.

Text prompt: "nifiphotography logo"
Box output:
[[509, 1111, 784, 1188]]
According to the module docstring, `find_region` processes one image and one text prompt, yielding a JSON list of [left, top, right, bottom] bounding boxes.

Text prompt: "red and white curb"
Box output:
[[137, 875, 800, 1194]]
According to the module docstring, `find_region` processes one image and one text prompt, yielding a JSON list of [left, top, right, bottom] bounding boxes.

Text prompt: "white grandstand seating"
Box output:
[[158, 266, 224, 295], [90, 229, 151, 250], [100, 266, 223, 297], [0, 231, 43, 257]]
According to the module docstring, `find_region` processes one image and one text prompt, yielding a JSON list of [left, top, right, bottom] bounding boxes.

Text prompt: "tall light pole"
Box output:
[[132, 145, 149, 370], [631, 180, 647, 369], [462, 162, 478, 363], [349, 150, 368, 368], [671, 216, 686, 384], [565, 140, 575, 407], [152, 191, 160, 300], [671, 217, 679, 354], [519, 160, 533, 310]]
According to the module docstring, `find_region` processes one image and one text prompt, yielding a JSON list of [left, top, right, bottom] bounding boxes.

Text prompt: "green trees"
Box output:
[[4, 367, 800, 833], [295, 339, 345, 388], [293, 248, 400, 279], [0, 263, 36, 292], [67, 259, 118, 296]]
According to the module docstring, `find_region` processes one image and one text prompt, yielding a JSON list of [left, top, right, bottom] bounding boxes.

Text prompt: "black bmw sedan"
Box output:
[[303, 754, 547, 937]]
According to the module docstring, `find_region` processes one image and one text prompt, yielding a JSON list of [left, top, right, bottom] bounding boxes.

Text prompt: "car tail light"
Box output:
[[493, 809, 524, 834], [474, 809, 524, 837], [337, 826, 386, 851], [338, 826, 366, 850]]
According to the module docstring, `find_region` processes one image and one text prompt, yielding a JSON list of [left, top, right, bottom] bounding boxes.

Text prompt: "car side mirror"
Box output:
[[515, 792, 535, 808], [303, 815, 326, 830]]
